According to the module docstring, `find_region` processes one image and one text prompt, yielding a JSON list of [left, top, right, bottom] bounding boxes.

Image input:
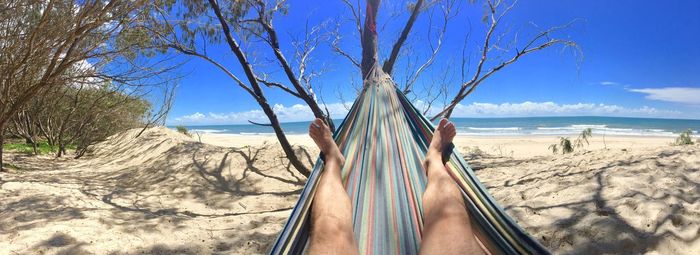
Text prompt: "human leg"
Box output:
[[420, 119, 484, 255], [308, 118, 358, 255]]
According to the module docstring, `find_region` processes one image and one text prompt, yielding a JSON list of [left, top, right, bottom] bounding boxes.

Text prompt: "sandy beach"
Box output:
[[198, 132, 674, 158], [1, 127, 698, 254]]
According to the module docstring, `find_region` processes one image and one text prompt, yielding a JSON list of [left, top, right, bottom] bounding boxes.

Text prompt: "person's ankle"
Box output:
[[324, 149, 345, 165], [426, 149, 442, 162]]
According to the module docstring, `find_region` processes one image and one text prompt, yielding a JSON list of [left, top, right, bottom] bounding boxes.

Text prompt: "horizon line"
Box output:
[[169, 115, 700, 127]]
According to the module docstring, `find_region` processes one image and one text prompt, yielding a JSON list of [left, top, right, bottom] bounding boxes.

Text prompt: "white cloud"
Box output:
[[628, 87, 700, 105], [415, 101, 682, 118], [599, 81, 619, 86], [176, 112, 206, 122], [171, 100, 687, 125], [171, 103, 352, 125]]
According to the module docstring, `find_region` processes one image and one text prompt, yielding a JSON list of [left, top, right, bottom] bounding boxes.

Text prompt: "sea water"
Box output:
[[178, 116, 700, 137]]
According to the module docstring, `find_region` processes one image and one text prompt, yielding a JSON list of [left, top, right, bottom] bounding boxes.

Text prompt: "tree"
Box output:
[[153, 0, 578, 177], [333, 0, 579, 119], [149, 0, 338, 176], [0, 0, 176, 169]]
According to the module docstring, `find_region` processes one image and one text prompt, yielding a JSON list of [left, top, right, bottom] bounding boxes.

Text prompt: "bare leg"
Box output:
[[308, 118, 358, 255], [420, 119, 484, 255]]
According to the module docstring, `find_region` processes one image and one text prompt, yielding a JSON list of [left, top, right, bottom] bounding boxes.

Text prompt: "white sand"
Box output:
[[1, 127, 698, 254], [198, 132, 672, 158]]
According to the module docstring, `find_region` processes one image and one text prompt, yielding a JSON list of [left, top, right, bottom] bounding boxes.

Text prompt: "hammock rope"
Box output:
[[270, 68, 548, 255]]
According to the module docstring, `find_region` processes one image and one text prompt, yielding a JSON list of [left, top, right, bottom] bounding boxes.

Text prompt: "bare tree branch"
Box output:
[[382, 0, 424, 75], [256, 76, 302, 98], [330, 25, 361, 68], [207, 0, 311, 176], [431, 0, 581, 120], [248, 120, 273, 126], [340, 0, 363, 35], [401, 0, 457, 94], [245, 0, 333, 129]]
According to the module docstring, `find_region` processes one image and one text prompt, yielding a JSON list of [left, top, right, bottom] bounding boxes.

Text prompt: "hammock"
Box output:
[[270, 68, 548, 255]]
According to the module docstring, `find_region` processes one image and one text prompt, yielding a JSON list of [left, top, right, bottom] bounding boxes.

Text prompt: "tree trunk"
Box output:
[[0, 124, 5, 171], [258, 98, 311, 177], [207, 0, 311, 177], [360, 0, 381, 77]]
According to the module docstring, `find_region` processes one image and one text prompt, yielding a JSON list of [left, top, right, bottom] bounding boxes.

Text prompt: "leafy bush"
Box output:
[[675, 129, 695, 146], [549, 137, 574, 154], [3, 141, 74, 155], [550, 128, 594, 154], [175, 125, 191, 137]]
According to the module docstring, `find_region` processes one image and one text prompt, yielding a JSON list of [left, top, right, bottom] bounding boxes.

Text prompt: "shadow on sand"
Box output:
[[474, 147, 700, 254], [1, 132, 313, 254]]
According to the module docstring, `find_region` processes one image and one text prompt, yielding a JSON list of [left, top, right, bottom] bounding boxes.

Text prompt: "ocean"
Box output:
[[180, 116, 700, 137]]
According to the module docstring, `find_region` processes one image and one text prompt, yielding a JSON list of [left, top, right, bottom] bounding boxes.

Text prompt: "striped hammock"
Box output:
[[270, 68, 548, 255]]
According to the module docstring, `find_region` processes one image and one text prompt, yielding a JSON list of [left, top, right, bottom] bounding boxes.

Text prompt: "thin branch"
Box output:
[[255, 76, 302, 98], [248, 120, 273, 127], [402, 0, 456, 94], [340, 0, 363, 35], [331, 26, 361, 68], [382, 0, 424, 75], [431, 0, 580, 120]]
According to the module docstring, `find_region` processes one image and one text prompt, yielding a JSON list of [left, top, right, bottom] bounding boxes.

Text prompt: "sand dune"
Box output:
[[473, 146, 700, 254], [1, 127, 699, 254], [1, 127, 310, 254]]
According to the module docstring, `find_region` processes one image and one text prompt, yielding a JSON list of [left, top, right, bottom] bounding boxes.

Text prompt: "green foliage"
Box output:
[[176, 126, 191, 137], [549, 137, 574, 155], [550, 128, 594, 155], [3, 142, 74, 155], [21, 82, 153, 158], [675, 129, 695, 146], [575, 128, 593, 148]]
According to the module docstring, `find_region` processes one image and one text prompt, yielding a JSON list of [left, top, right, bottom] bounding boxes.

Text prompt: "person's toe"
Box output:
[[315, 118, 325, 127], [438, 118, 448, 130], [447, 124, 456, 136]]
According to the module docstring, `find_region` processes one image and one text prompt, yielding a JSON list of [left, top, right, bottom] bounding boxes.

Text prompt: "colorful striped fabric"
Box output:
[[270, 68, 548, 255]]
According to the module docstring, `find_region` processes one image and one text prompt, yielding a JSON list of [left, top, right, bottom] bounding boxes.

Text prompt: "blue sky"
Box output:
[[167, 0, 700, 125]]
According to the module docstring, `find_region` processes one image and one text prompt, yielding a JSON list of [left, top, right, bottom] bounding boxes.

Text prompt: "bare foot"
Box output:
[[427, 118, 456, 164], [309, 118, 345, 167]]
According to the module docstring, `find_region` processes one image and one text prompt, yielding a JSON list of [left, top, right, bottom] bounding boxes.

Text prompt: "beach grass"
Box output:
[[2, 141, 74, 155]]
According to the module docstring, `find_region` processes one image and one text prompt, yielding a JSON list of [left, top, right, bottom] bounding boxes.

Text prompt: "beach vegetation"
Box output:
[[11, 83, 153, 159], [3, 141, 74, 155], [0, 1, 177, 169], [176, 126, 192, 137], [675, 129, 695, 146], [549, 137, 575, 154], [575, 128, 593, 148], [550, 128, 593, 154]]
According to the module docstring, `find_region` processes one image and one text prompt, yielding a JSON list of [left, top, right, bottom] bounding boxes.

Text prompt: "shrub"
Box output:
[[2, 141, 73, 155], [550, 128, 594, 154], [675, 129, 694, 146], [175, 125, 191, 137], [549, 137, 574, 154]]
